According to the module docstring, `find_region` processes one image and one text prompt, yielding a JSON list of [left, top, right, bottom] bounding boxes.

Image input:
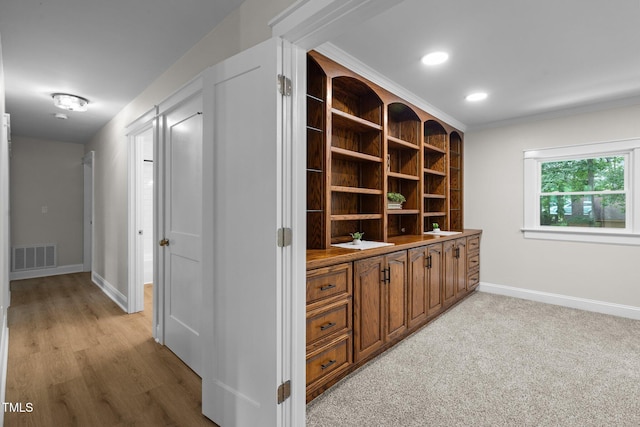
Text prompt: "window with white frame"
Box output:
[[523, 138, 640, 245]]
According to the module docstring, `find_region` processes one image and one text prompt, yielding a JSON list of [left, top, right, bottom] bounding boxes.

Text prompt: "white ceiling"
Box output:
[[1, 0, 639, 144], [328, 0, 640, 130], [0, 0, 245, 143]]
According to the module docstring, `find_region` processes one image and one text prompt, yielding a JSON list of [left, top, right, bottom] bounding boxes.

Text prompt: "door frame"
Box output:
[[127, 78, 204, 339], [83, 151, 95, 273], [127, 107, 157, 319]]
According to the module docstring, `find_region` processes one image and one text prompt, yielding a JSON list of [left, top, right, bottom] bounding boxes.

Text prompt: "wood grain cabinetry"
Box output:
[[306, 230, 481, 402], [305, 48, 479, 402], [353, 250, 408, 363], [307, 51, 465, 249], [443, 238, 467, 307], [466, 234, 480, 291], [408, 243, 443, 329], [305, 263, 353, 401]]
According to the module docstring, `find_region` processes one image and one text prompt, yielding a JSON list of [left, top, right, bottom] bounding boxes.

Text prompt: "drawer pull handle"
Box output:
[[321, 359, 337, 370], [320, 283, 336, 291], [320, 322, 336, 331]]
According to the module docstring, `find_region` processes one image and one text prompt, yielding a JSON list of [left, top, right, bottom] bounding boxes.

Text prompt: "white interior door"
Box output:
[[162, 94, 203, 376], [201, 37, 292, 427]]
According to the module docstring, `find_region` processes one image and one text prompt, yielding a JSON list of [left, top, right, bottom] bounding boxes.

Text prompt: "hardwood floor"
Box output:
[[5, 273, 217, 427]]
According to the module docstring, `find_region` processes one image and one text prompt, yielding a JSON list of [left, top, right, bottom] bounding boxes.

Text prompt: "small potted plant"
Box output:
[[387, 192, 406, 210], [350, 231, 364, 245], [432, 222, 440, 233]]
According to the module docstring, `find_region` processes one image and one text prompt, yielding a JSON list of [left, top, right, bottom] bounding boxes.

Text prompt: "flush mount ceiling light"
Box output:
[[54, 113, 68, 120], [52, 93, 89, 111], [421, 51, 449, 66], [465, 92, 488, 102]]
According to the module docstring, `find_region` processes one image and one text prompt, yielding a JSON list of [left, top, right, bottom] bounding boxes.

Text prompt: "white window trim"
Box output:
[[523, 138, 640, 245]]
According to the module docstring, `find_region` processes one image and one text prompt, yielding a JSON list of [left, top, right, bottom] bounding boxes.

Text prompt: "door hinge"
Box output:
[[277, 227, 292, 247], [277, 380, 291, 404], [277, 74, 292, 96]]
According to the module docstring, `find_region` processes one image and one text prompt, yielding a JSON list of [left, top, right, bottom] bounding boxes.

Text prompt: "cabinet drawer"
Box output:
[[468, 253, 480, 270], [306, 335, 351, 386], [307, 263, 352, 304], [468, 271, 480, 288], [467, 235, 480, 253], [307, 299, 351, 346]]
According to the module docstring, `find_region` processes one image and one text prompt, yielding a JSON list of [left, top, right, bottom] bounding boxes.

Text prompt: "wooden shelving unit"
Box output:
[[423, 120, 448, 232], [306, 51, 464, 249], [449, 131, 463, 231], [387, 102, 421, 237], [306, 56, 328, 249]]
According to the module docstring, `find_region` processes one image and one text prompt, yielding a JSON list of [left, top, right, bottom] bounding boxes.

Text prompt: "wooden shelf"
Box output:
[[331, 214, 384, 221], [331, 185, 382, 195], [387, 209, 420, 215], [423, 168, 446, 176], [423, 193, 446, 199], [423, 212, 446, 217], [387, 135, 419, 150], [331, 146, 382, 163], [332, 108, 383, 132], [388, 171, 419, 181], [307, 93, 324, 103], [423, 143, 446, 154]]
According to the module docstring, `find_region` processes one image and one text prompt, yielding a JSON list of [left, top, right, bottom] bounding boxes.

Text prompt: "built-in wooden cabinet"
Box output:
[[305, 50, 479, 403], [306, 230, 481, 402], [353, 250, 408, 363], [307, 51, 464, 249]]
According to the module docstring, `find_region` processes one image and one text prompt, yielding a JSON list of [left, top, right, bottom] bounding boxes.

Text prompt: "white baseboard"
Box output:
[[478, 282, 640, 320], [91, 272, 128, 313], [0, 309, 8, 427], [9, 264, 84, 281]]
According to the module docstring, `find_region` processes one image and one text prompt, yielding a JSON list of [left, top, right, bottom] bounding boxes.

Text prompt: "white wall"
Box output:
[[465, 103, 640, 308], [9, 137, 84, 268], [0, 33, 10, 426], [85, 0, 295, 296]]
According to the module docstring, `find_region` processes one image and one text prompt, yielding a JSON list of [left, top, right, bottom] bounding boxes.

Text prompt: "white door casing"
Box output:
[[127, 108, 156, 316], [201, 37, 292, 426], [83, 151, 94, 273], [162, 93, 204, 376]]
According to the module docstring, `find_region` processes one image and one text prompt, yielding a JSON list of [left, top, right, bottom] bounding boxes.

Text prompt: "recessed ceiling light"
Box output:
[[54, 113, 68, 120], [465, 92, 488, 102], [421, 51, 449, 66]]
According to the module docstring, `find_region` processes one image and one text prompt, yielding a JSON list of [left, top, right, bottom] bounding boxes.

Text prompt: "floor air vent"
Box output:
[[12, 244, 57, 272]]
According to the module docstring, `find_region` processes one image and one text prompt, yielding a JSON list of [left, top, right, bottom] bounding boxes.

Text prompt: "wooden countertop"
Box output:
[[306, 229, 482, 270]]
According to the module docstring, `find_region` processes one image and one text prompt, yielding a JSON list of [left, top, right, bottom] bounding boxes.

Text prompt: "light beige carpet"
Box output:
[[306, 292, 640, 427]]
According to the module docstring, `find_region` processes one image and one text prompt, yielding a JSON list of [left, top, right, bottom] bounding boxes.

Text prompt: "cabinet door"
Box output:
[[455, 238, 467, 295], [353, 255, 385, 362], [426, 243, 443, 316], [385, 251, 408, 341], [443, 240, 456, 305], [407, 247, 428, 329]]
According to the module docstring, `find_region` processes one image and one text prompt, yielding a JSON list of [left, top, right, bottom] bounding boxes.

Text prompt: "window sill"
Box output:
[[521, 228, 640, 246]]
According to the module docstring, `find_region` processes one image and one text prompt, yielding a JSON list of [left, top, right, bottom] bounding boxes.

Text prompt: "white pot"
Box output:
[[352, 239, 362, 245]]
